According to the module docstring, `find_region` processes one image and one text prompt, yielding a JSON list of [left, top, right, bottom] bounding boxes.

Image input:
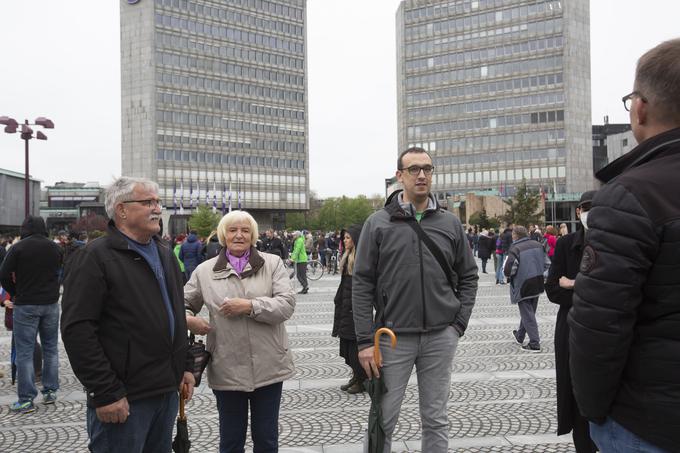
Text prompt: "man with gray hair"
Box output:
[[569, 39, 680, 452], [504, 225, 546, 353], [61, 177, 195, 452]]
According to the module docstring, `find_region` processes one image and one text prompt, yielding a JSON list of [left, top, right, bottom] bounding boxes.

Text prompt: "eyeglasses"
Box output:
[[399, 165, 435, 176], [122, 198, 163, 209], [622, 91, 647, 112]]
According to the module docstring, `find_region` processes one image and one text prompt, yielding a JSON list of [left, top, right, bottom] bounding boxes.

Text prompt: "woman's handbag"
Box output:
[[186, 333, 211, 387]]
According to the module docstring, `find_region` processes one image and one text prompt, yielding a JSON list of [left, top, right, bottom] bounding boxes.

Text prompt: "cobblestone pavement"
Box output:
[[0, 257, 575, 452]]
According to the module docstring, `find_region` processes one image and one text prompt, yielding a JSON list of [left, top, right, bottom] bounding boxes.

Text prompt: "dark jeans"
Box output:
[[213, 382, 283, 453], [590, 417, 670, 453], [296, 262, 308, 290], [86, 391, 179, 453], [481, 258, 488, 272]]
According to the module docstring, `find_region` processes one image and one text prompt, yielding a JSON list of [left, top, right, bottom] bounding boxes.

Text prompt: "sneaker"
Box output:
[[520, 344, 541, 353], [10, 401, 35, 414], [512, 330, 523, 345], [42, 391, 57, 405]]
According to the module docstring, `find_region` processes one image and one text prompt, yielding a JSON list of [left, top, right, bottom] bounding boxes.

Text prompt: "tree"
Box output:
[[468, 209, 500, 230], [188, 205, 221, 238], [284, 195, 377, 231], [71, 212, 107, 233], [285, 212, 306, 231], [501, 180, 544, 227]]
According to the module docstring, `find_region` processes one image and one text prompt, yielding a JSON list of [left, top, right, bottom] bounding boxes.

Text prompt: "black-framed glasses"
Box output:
[[399, 165, 435, 176], [622, 91, 647, 112], [122, 198, 163, 209]]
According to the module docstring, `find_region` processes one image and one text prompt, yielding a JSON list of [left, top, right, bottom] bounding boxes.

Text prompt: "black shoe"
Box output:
[[346, 381, 365, 394], [512, 330, 523, 345], [340, 377, 356, 391], [482, 270, 488, 273], [520, 344, 541, 353], [298, 288, 308, 294]]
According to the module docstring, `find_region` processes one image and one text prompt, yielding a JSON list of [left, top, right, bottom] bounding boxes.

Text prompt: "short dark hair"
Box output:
[[512, 225, 528, 238], [635, 38, 680, 125], [397, 146, 432, 170]]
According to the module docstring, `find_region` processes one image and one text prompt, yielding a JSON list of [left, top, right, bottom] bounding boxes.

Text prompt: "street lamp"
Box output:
[[0, 116, 54, 218]]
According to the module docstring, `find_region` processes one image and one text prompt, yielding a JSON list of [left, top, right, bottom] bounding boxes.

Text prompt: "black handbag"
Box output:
[[186, 333, 211, 387]]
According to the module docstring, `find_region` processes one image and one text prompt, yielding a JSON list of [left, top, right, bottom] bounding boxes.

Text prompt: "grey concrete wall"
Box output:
[[0, 174, 41, 228]]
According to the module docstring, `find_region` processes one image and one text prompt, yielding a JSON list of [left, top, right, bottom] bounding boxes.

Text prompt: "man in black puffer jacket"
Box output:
[[569, 39, 680, 453]]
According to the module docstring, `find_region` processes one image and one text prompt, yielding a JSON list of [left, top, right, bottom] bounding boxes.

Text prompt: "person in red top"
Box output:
[[544, 225, 558, 258]]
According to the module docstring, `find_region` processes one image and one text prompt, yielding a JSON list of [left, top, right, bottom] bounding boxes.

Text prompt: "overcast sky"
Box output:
[[0, 1, 678, 198]]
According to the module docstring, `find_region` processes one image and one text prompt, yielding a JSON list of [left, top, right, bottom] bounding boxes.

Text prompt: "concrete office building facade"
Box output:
[[396, 0, 593, 202], [120, 0, 308, 231]]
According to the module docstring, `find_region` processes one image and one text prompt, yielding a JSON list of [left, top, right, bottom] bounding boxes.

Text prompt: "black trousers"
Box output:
[[296, 262, 308, 290]]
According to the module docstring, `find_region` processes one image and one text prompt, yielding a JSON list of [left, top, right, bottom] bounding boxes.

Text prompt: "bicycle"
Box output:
[[306, 259, 324, 281]]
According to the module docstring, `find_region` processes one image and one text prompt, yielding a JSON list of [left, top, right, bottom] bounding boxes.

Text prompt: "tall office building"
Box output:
[[396, 0, 592, 200], [121, 0, 308, 230]]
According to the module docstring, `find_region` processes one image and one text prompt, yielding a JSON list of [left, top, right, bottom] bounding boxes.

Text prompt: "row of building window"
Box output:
[[432, 166, 566, 186], [432, 146, 566, 167], [156, 70, 305, 105], [407, 55, 563, 90], [408, 109, 564, 138], [155, 13, 304, 56], [156, 0, 304, 37], [405, 17, 562, 57], [157, 90, 305, 121], [156, 149, 305, 170], [407, 90, 564, 120], [155, 50, 304, 87], [411, 128, 565, 155], [407, 35, 563, 72], [405, 0, 546, 23], [157, 109, 304, 137], [405, 0, 562, 39], [407, 72, 563, 106], [157, 169, 306, 186], [157, 132, 305, 154], [157, 31, 303, 71], [161, 188, 307, 206]]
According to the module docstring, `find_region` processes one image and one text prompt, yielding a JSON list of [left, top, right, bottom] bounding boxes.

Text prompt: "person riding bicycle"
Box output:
[[324, 233, 339, 274]]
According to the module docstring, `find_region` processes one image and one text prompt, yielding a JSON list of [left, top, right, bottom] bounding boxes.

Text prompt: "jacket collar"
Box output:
[[596, 126, 680, 183], [384, 189, 440, 220], [212, 246, 264, 278], [105, 219, 166, 251]]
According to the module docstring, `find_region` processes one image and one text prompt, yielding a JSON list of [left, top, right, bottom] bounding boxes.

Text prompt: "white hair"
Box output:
[[216, 210, 259, 247], [105, 177, 159, 218]]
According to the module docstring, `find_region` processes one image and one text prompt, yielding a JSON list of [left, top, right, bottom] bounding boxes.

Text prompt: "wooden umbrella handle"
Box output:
[[373, 327, 397, 368]]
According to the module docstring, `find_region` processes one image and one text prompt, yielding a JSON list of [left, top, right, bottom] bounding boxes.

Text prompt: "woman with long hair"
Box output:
[[331, 224, 366, 394]]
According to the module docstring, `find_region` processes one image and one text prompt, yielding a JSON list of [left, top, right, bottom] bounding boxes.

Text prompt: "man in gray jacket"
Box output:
[[353, 146, 479, 452], [504, 225, 546, 352]]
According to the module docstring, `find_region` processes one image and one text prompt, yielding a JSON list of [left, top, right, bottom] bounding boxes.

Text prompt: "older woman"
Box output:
[[184, 210, 295, 453]]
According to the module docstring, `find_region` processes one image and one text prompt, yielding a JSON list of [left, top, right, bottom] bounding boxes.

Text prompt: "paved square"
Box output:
[[0, 257, 574, 452]]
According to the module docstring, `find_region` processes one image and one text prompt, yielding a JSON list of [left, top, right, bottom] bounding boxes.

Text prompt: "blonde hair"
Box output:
[[216, 211, 259, 247], [339, 247, 356, 276]]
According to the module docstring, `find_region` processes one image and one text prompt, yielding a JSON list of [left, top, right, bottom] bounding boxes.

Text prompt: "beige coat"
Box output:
[[184, 247, 296, 391]]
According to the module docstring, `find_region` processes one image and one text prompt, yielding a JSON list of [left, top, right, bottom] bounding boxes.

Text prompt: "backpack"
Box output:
[[541, 236, 551, 254], [495, 236, 503, 254]]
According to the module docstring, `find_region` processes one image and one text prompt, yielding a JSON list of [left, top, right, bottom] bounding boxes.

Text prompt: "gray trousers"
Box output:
[[516, 297, 540, 347], [378, 326, 459, 453]]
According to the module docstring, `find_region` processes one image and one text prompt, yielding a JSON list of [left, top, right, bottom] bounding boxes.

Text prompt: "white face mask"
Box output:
[[580, 211, 589, 230]]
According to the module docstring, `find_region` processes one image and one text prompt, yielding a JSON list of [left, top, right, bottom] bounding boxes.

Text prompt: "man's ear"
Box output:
[[635, 95, 648, 125]]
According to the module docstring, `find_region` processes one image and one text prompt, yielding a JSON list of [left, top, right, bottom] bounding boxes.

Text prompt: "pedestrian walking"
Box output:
[[290, 230, 308, 294], [61, 177, 195, 452], [545, 191, 597, 452], [353, 146, 478, 452], [477, 229, 494, 273], [495, 225, 513, 284], [569, 39, 680, 453], [185, 210, 295, 453], [202, 230, 221, 260], [0, 216, 62, 414], [332, 224, 366, 394], [504, 225, 546, 353], [179, 230, 203, 280]]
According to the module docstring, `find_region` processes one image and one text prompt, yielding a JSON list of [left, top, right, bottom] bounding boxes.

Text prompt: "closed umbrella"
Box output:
[[365, 327, 397, 453], [172, 388, 191, 453]]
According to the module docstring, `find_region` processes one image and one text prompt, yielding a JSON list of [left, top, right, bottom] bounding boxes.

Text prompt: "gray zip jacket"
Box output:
[[352, 191, 479, 350]]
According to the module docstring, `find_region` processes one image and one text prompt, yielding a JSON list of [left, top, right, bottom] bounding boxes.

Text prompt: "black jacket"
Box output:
[[477, 233, 495, 260], [545, 231, 585, 435], [569, 127, 680, 452], [202, 236, 222, 260], [61, 221, 189, 408], [332, 224, 362, 340], [0, 216, 62, 305], [499, 228, 513, 254], [264, 236, 288, 259]]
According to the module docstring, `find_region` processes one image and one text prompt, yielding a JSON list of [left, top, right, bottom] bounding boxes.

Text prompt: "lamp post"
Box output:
[[0, 116, 54, 218]]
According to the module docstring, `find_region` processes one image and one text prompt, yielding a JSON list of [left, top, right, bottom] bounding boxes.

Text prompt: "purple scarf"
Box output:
[[226, 248, 251, 275]]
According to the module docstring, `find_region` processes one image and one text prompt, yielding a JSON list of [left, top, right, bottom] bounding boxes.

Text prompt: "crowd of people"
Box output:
[[1, 39, 679, 453]]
